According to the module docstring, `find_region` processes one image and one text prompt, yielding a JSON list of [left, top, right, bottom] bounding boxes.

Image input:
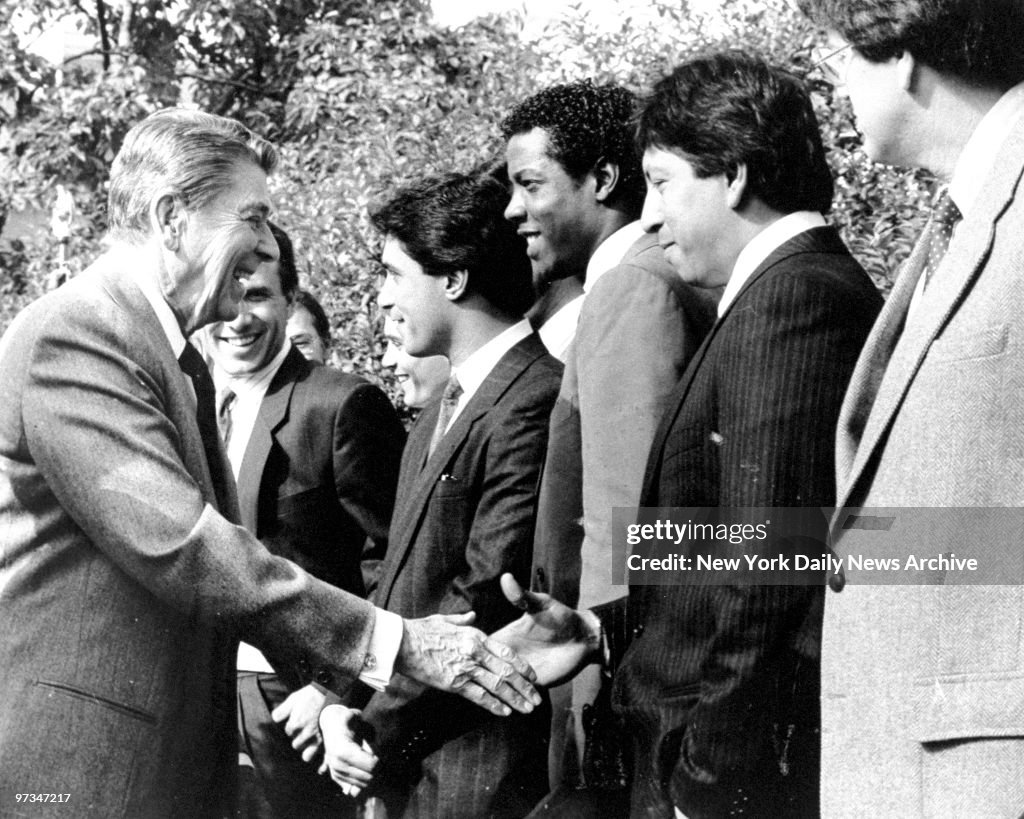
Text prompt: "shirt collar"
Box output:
[[537, 294, 584, 362], [134, 263, 188, 360], [452, 319, 532, 404], [212, 340, 292, 399], [717, 211, 826, 318], [949, 81, 1024, 216], [584, 221, 646, 293]]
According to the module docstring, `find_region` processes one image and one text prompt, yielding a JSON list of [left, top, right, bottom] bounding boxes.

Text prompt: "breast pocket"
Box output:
[[928, 324, 1009, 364]]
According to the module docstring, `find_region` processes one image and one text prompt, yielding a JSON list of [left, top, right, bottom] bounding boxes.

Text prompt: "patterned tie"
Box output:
[[217, 386, 236, 446], [178, 343, 232, 512], [922, 187, 962, 289], [428, 374, 463, 457]]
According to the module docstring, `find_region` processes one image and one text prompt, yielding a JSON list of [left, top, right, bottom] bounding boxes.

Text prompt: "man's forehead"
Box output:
[[506, 127, 559, 168]]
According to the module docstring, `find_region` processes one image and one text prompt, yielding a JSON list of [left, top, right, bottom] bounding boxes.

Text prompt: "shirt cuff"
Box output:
[[357, 607, 402, 691]]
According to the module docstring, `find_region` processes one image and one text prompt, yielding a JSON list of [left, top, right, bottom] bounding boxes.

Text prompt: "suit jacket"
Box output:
[[602, 227, 880, 818], [365, 332, 561, 818], [821, 115, 1024, 815], [533, 231, 717, 609], [0, 259, 376, 818], [237, 346, 403, 615]]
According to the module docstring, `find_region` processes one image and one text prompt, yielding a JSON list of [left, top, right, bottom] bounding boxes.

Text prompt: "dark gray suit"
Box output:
[[0, 260, 377, 818], [233, 345, 405, 818], [603, 227, 880, 818], [365, 332, 561, 819]]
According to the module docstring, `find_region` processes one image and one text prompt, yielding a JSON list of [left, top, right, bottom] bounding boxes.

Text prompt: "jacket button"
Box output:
[[828, 571, 845, 593], [297, 658, 312, 676], [315, 669, 332, 686]]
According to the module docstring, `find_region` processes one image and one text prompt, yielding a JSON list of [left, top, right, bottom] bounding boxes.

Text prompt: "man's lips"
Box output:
[[217, 333, 260, 348]]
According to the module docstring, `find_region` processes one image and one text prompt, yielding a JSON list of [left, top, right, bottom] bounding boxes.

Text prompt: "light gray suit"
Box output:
[[822, 115, 1024, 815], [0, 259, 375, 818]]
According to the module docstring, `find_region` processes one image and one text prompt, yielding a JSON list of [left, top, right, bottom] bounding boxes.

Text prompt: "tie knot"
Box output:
[[442, 374, 462, 404], [217, 385, 236, 412]]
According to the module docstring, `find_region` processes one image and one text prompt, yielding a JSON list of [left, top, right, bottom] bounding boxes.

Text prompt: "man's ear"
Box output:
[[444, 269, 469, 301], [725, 163, 749, 210], [152, 191, 187, 251], [592, 158, 621, 204]]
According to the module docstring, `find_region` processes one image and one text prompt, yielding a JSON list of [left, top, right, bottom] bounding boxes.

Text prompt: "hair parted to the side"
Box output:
[[293, 289, 331, 349], [267, 222, 298, 300], [501, 80, 644, 215], [637, 51, 834, 215], [799, 0, 1024, 89], [108, 108, 278, 243], [370, 163, 534, 318]]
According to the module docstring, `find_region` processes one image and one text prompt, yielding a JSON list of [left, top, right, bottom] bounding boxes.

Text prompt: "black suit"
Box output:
[[365, 332, 561, 819], [234, 346, 405, 819], [601, 227, 881, 818]]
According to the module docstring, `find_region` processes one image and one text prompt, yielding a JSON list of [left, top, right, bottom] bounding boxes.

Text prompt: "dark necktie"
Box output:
[[922, 187, 962, 289], [178, 343, 232, 512], [428, 374, 463, 457], [217, 386, 236, 447]]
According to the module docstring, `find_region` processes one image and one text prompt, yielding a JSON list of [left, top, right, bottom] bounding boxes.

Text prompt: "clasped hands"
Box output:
[[319, 574, 599, 792]]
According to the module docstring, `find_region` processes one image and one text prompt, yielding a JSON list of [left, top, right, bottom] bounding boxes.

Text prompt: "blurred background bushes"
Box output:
[[0, 0, 930, 395]]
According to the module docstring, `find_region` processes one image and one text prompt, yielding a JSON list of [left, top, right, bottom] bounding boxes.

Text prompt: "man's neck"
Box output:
[[907, 74, 1005, 180], [527, 276, 584, 331], [446, 312, 522, 368]]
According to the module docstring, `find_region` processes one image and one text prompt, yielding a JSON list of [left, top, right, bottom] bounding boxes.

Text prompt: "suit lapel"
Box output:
[[97, 265, 240, 520], [836, 129, 1024, 511], [376, 334, 548, 607], [236, 348, 305, 532]]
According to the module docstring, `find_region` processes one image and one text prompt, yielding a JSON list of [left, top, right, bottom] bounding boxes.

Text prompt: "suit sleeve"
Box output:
[[576, 263, 701, 605], [331, 383, 406, 593], [20, 306, 375, 694], [670, 269, 862, 815]]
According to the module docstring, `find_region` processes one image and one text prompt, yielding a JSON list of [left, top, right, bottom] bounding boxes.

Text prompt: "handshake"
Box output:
[[318, 573, 601, 792]]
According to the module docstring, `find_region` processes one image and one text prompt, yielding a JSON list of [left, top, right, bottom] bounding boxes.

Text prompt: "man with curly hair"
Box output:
[[801, 0, 1024, 814], [502, 82, 715, 805]]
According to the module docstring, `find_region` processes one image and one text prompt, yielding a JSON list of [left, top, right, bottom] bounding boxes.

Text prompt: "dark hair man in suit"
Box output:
[[321, 166, 562, 817], [502, 81, 716, 800], [203, 222, 405, 818], [288, 288, 332, 364], [798, 1, 1024, 814], [0, 108, 540, 818], [494, 52, 881, 818]]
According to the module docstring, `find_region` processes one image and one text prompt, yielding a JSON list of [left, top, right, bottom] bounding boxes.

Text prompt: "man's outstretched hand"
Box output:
[[490, 573, 602, 688], [396, 611, 542, 717]]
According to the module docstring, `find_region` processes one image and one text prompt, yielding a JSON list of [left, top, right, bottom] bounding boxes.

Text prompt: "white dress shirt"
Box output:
[[446, 319, 533, 432], [537, 295, 583, 362], [718, 211, 827, 318], [584, 220, 646, 293]]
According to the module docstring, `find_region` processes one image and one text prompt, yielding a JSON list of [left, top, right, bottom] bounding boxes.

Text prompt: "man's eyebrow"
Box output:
[[239, 201, 272, 217], [243, 285, 274, 298]]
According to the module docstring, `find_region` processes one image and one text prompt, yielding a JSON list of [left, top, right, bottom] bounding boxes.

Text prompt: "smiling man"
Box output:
[[321, 167, 561, 818], [204, 222, 404, 819], [0, 109, 543, 818], [502, 82, 715, 804], [495, 52, 881, 818], [381, 315, 450, 410]]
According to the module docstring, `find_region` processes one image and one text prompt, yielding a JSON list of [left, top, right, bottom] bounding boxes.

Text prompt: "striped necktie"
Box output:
[[428, 374, 463, 457]]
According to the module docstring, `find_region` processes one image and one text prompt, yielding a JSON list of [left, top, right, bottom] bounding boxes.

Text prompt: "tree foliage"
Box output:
[[1, 0, 929, 397]]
